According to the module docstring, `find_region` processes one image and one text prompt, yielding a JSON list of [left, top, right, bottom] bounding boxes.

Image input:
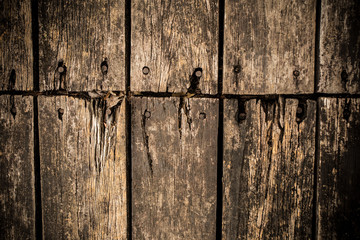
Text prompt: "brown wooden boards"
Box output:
[[38, 0, 125, 91], [317, 98, 360, 239], [131, 1, 218, 94], [222, 98, 316, 239], [38, 95, 127, 239], [0, 96, 34, 239], [132, 97, 218, 239], [318, 0, 360, 93], [1, 0, 33, 90], [223, 0, 316, 94]]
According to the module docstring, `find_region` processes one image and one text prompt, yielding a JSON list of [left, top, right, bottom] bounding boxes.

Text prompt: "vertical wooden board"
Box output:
[[38, 95, 127, 239], [38, 0, 125, 91], [0, 96, 34, 239], [317, 98, 360, 239], [0, 0, 33, 90], [318, 0, 360, 93], [222, 98, 316, 239], [131, 0, 218, 94], [223, 0, 316, 94], [132, 97, 218, 239]]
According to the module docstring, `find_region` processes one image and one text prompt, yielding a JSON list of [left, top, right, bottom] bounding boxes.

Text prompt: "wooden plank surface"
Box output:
[[38, 0, 125, 91], [0, 95, 35, 239], [1, 0, 33, 90], [131, 0, 218, 94], [318, 0, 360, 93], [38, 95, 127, 239], [317, 98, 360, 239], [223, 0, 316, 94], [132, 97, 218, 239], [222, 98, 316, 239]]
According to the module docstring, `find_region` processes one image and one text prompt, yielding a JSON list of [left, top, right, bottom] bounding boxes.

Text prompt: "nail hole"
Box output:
[[199, 112, 206, 120], [237, 100, 246, 122], [101, 60, 108, 75], [233, 65, 241, 74], [293, 70, 300, 77], [142, 66, 150, 75]]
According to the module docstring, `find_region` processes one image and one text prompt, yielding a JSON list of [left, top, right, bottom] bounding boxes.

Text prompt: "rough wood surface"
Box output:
[[318, 0, 360, 93], [38, 0, 125, 91], [222, 98, 316, 239], [132, 97, 218, 239], [0, 95, 34, 239], [38, 95, 127, 239], [131, 0, 218, 94], [1, 0, 33, 90], [223, 0, 316, 94], [317, 98, 360, 239]]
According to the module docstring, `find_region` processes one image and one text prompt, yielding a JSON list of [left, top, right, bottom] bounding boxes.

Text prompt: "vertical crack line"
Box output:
[[31, 0, 42, 238], [33, 96, 42, 240], [314, 0, 321, 93], [216, 0, 225, 238], [312, 98, 320, 240], [216, 98, 224, 239], [125, 0, 132, 238], [218, 0, 225, 96]]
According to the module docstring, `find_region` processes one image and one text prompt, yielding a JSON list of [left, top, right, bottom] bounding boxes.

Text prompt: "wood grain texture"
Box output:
[[132, 97, 218, 239], [223, 0, 316, 94], [38, 95, 127, 239], [222, 98, 316, 239], [38, 0, 125, 91], [318, 0, 360, 93], [131, 0, 218, 94], [317, 98, 360, 239], [0, 0, 33, 90], [0, 95, 34, 239]]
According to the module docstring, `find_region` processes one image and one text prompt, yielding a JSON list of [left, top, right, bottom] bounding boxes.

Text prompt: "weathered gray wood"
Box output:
[[38, 95, 127, 239], [132, 97, 218, 239], [318, 0, 360, 93], [131, 0, 218, 94], [223, 0, 316, 94], [1, 0, 33, 90], [317, 98, 360, 239], [0, 95, 35, 239], [222, 98, 316, 239], [38, 0, 125, 91]]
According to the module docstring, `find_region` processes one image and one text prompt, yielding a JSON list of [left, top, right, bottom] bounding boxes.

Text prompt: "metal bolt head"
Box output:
[[144, 110, 151, 118], [293, 70, 300, 77], [195, 70, 202, 78], [142, 66, 150, 75], [233, 65, 241, 74], [199, 112, 206, 120]]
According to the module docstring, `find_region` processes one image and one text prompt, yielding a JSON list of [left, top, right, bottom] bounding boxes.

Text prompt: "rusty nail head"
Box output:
[[199, 112, 206, 119], [296, 107, 303, 114], [234, 65, 241, 74], [101, 65, 108, 72], [58, 66, 65, 73], [58, 108, 64, 114], [293, 70, 300, 77], [144, 110, 151, 118], [195, 70, 202, 78], [142, 66, 150, 75], [238, 112, 246, 120]]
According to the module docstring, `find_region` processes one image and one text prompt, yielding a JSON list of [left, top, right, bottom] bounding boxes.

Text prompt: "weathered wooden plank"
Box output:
[[222, 98, 316, 239], [1, 0, 33, 90], [223, 0, 316, 94], [132, 97, 218, 239], [0, 95, 35, 239], [317, 98, 360, 239], [38, 95, 127, 239], [131, 0, 218, 94], [38, 0, 125, 91], [318, 0, 360, 93]]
